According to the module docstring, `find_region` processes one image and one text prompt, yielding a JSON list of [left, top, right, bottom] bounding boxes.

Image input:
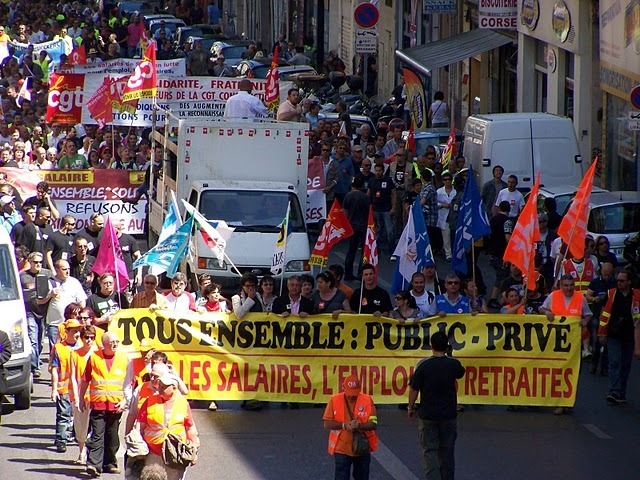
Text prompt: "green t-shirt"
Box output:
[[58, 153, 90, 169]]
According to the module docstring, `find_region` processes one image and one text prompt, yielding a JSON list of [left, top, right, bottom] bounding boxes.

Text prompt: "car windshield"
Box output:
[[0, 245, 19, 302], [588, 203, 640, 234], [250, 65, 270, 79], [222, 46, 248, 58], [199, 191, 305, 233], [414, 137, 441, 156]]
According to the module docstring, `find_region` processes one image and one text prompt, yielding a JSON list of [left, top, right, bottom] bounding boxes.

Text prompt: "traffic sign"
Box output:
[[631, 85, 640, 110], [355, 35, 377, 54], [354, 2, 379, 29], [628, 120, 640, 131]]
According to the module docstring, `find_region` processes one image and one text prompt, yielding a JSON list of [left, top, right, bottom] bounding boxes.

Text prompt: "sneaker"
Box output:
[[552, 407, 565, 415], [616, 396, 628, 404], [55, 442, 67, 453], [103, 465, 120, 474], [581, 349, 592, 359], [208, 401, 218, 411], [32, 370, 41, 379], [389, 255, 397, 261], [86, 466, 101, 478]]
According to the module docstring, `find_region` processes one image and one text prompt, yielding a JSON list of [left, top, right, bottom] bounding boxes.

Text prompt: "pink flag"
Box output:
[[92, 216, 130, 292]]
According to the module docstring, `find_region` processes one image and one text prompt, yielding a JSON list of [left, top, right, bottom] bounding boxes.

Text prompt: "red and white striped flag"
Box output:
[[362, 206, 378, 278]]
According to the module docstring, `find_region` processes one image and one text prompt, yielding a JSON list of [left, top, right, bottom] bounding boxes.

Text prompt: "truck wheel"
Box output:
[[14, 376, 32, 410]]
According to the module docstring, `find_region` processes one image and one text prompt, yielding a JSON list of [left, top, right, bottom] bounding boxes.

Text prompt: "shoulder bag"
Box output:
[[344, 395, 370, 456]]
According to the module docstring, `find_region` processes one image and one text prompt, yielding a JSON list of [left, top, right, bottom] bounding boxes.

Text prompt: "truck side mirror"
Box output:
[[482, 158, 491, 167], [574, 155, 582, 163]]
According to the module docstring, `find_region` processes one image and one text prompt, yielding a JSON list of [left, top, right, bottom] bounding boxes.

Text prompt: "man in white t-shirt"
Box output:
[[493, 175, 524, 218], [223, 79, 268, 118], [43, 259, 87, 347], [410, 272, 436, 317], [162, 272, 197, 311]]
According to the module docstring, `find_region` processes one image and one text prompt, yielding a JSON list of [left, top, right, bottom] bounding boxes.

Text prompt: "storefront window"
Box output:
[[605, 94, 639, 191]]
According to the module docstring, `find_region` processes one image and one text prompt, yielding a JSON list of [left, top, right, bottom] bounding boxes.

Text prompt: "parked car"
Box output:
[[526, 184, 608, 215], [116, 1, 156, 15], [148, 18, 186, 37], [184, 35, 221, 53], [402, 127, 464, 156], [562, 191, 640, 263], [142, 13, 176, 27], [210, 40, 254, 68], [316, 113, 377, 140], [175, 24, 225, 49], [235, 59, 316, 80]]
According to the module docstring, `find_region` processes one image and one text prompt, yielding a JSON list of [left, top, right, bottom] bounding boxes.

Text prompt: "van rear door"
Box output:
[[531, 117, 583, 187], [488, 119, 534, 188]]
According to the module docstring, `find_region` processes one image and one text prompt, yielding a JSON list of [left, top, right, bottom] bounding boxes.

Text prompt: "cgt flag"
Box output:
[[265, 44, 280, 113], [67, 45, 87, 65], [122, 42, 157, 102], [85, 76, 113, 128], [503, 172, 541, 291], [309, 199, 354, 267], [92, 216, 130, 292], [441, 123, 457, 168], [134, 217, 193, 278], [557, 160, 598, 259], [391, 197, 434, 293], [452, 166, 491, 275], [271, 202, 291, 275], [362, 206, 378, 277]]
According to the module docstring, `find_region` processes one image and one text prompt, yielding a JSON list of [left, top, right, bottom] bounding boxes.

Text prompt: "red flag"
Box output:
[[309, 199, 354, 267], [405, 122, 415, 151], [441, 123, 457, 168], [86, 76, 113, 128], [109, 75, 139, 114], [140, 27, 153, 55], [265, 46, 280, 112], [362, 206, 378, 278], [122, 42, 157, 102], [68, 45, 87, 65], [503, 172, 541, 291], [557, 160, 598, 259], [46, 73, 85, 124], [91, 216, 130, 292]]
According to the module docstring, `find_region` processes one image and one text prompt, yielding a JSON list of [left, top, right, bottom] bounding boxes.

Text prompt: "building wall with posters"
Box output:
[[326, 0, 396, 100], [395, 1, 517, 131], [599, 0, 640, 191], [516, 0, 599, 162]]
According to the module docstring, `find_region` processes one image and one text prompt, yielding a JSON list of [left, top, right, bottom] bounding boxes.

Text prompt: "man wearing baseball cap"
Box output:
[[323, 375, 378, 479], [0, 194, 21, 234], [50, 316, 83, 453], [408, 331, 465, 480], [123, 338, 156, 408]]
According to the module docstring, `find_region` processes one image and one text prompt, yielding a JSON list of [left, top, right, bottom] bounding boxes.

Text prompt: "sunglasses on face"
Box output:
[[446, 281, 459, 285]]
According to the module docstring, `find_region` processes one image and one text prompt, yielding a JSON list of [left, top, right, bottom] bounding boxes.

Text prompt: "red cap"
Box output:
[[343, 375, 361, 395]]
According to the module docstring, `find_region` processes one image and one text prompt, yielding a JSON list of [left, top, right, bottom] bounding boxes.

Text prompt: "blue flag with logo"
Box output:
[[133, 216, 193, 278], [391, 197, 435, 293], [452, 167, 491, 275]]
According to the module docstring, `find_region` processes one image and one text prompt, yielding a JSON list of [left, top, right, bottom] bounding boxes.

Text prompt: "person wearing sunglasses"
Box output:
[[20, 205, 55, 255], [131, 274, 169, 310], [45, 214, 77, 272], [70, 325, 99, 464], [20, 251, 52, 378], [435, 274, 472, 317]]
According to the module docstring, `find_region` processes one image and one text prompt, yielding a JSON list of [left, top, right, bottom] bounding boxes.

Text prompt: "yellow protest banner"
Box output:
[[110, 310, 581, 407]]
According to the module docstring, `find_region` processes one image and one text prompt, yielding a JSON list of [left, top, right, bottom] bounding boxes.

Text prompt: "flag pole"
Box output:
[[471, 243, 476, 287], [358, 276, 364, 314], [279, 202, 290, 296]]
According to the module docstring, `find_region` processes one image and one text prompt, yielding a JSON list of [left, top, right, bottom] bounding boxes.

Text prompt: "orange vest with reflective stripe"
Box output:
[[88, 349, 128, 405], [132, 357, 149, 388], [52, 342, 74, 395], [327, 393, 379, 455], [598, 288, 640, 336], [562, 259, 595, 293], [549, 290, 584, 316], [142, 393, 189, 449], [136, 381, 156, 409], [70, 346, 97, 403]]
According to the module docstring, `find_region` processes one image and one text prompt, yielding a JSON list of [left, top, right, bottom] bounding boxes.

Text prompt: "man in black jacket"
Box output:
[[271, 276, 314, 317]]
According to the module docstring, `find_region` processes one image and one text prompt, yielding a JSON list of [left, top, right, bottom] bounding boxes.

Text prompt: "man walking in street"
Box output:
[[323, 375, 378, 480], [597, 270, 640, 404], [493, 175, 524, 218], [408, 331, 465, 480], [343, 176, 370, 280], [481, 165, 507, 219], [79, 332, 129, 477], [539, 274, 592, 414]]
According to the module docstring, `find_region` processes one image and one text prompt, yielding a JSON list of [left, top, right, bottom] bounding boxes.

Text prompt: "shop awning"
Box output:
[[395, 29, 513, 76]]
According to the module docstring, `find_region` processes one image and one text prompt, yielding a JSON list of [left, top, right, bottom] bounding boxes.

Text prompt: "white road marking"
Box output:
[[583, 423, 612, 439], [372, 439, 421, 480]]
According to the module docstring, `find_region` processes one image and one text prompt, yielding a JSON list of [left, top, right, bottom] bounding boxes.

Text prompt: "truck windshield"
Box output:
[[198, 191, 306, 233], [0, 245, 19, 301]]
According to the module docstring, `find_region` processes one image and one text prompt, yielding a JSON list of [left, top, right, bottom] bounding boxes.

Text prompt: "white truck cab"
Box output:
[[149, 118, 311, 290], [0, 227, 32, 410]]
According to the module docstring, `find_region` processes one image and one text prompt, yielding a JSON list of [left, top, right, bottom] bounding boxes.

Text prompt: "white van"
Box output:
[[463, 113, 583, 191], [0, 227, 32, 410]]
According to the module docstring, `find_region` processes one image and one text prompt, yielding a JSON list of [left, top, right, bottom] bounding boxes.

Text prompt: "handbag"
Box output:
[[124, 428, 149, 458], [344, 396, 370, 456], [162, 433, 198, 469]]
